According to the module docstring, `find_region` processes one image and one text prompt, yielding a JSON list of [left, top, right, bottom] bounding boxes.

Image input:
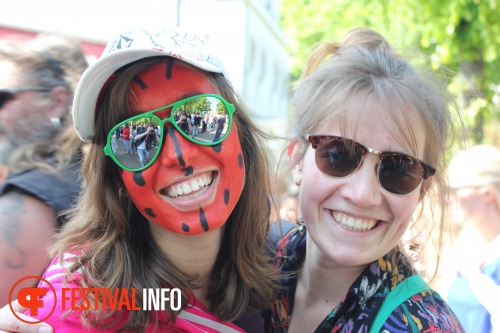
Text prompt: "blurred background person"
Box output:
[[442, 145, 500, 333], [0, 33, 88, 306]]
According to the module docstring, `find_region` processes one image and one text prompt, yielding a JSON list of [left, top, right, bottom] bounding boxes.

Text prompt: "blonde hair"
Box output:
[[287, 27, 464, 279]]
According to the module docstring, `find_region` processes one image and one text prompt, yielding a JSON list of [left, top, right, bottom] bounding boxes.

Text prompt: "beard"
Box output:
[[0, 120, 58, 166], [0, 123, 16, 165], [0, 137, 16, 165]]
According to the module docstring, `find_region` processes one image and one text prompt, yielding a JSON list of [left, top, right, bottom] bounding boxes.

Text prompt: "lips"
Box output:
[[331, 211, 378, 232], [163, 171, 214, 199]]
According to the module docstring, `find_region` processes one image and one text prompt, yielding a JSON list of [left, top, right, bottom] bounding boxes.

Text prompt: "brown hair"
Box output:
[[53, 57, 277, 331]]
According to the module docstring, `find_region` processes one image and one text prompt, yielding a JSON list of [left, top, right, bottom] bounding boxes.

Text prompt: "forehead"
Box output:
[[323, 91, 426, 154], [130, 60, 217, 112]]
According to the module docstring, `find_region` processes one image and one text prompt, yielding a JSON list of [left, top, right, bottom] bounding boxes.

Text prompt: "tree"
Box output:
[[281, 0, 500, 144]]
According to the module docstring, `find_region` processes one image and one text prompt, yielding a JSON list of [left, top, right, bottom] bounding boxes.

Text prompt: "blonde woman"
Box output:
[[264, 27, 465, 332]]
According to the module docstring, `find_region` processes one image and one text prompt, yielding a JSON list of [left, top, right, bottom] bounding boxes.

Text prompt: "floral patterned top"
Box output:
[[263, 226, 465, 333]]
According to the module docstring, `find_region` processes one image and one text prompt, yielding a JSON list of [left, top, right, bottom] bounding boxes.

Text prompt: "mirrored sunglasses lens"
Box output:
[[316, 138, 361, 177], [379, 154, 423, 194], [174, 96, 229, 144], [111, 117, 161, 171], [0, 91, 14, 108]]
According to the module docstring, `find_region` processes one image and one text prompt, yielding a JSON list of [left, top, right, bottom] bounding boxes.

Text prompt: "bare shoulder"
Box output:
[[0, 190, 57, 307], [0, 189, 56, 231]]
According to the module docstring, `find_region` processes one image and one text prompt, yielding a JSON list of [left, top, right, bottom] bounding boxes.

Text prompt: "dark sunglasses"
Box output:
[[305, 135, 436, 195], [104, 94, 235, 172], [0, 86, 52, 109]]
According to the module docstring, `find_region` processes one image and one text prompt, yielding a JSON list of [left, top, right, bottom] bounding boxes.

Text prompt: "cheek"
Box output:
[[121, 170, 150, 198], [387, 195, 420, 229], [121, 169, 169, 228], [299, 152, 335, 208], [207, 123, 245, 203], [210, 123, 243, 165], [119, 123, 246, 235], [2, 105, 23, 128], [182, 125, 245, 234]]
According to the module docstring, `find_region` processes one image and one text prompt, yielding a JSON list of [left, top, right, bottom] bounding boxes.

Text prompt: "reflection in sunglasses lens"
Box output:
[[378, 154, 422, 195], [174, 96, 229, 144], [111, 118, 161, 170], [110, 96, 230, 171], [0, 91, 14, 108], [316, 140, 357, 176], [315, 137, 425, 195]]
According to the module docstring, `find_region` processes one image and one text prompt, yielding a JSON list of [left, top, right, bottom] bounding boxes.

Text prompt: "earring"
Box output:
[[409, 243, 420, 252], [295, 216, 305, 234], [296, 166, 302, 187], [409, 242, 420, 261], [408, 219, 421, 261], [50, 117, 62, 128]]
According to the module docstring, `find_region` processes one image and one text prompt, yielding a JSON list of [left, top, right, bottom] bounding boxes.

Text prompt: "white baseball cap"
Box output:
[[72, 27, 228, 142]]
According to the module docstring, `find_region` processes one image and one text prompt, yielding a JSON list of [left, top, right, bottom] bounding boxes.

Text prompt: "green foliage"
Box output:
[[281, 0, 500, 145], [178, 97, 210, 114]]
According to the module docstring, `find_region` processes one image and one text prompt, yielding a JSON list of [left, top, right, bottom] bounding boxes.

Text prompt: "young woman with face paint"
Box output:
[[0, 28, 277, 333], [263, 28, 466, 332]]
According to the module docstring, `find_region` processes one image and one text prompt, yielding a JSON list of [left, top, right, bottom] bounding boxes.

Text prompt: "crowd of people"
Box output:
[[0, 24, 498, 333], [110, 108, 229, 171]]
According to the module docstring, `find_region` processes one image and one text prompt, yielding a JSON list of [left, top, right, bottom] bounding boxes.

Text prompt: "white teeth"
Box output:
[[166, 172, 213, 199], [182, 183, 191, 195], [191, 179, 200, 191], [168, 187, 177, 197], [332, 212, 377, 232]]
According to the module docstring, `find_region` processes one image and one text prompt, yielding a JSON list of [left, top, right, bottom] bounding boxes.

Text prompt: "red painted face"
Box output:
[[120, 59, 245, 235]]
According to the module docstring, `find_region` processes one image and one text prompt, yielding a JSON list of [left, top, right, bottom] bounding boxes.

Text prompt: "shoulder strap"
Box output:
[[369, 275, 430, 333], [267, 220, 297, 249], [177, 310, 243, 333]]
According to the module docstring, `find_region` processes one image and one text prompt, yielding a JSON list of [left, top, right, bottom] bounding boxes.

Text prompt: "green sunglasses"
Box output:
[[104, 94, 235, 172]]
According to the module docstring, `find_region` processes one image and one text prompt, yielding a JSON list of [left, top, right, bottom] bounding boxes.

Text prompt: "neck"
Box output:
[[298, 235, 366, 305], [149, 222, 223, 305]]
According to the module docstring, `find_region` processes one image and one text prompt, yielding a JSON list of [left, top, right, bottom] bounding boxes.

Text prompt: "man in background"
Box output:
[[0, 33, 88, 306]]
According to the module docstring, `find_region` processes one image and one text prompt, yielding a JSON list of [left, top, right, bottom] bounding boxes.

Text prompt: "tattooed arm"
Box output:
[[0, 190, 56, 307]]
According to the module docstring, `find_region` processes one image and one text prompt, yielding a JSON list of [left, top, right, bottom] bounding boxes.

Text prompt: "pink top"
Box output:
[[28, 254, 245, 332]]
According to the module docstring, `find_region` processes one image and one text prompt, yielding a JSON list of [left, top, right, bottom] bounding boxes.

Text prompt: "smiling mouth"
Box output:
[[163, 171, 215, 200], [331, 211, 379, 232]]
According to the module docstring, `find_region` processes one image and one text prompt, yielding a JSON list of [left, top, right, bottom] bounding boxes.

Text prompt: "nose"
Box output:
[[339, 154, 383, 207], [158, 127, 199, 168]]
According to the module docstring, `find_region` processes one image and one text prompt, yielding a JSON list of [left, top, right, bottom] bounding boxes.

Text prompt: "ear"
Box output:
[[46, 86, 70, 119], [287, 140, 305, 187]]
